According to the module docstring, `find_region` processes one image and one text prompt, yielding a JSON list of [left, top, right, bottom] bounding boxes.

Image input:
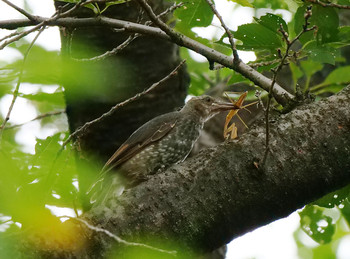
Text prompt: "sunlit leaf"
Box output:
[[235, 23, 283, 51]]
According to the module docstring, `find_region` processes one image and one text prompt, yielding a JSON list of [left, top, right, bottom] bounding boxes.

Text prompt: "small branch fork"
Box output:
[[261, 6, 316, 166], [58, 59, 186, 154]]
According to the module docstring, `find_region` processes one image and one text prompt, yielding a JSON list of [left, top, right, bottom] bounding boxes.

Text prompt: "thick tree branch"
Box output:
[[79, 85, 350, 257], [0, 16, 294, 106]]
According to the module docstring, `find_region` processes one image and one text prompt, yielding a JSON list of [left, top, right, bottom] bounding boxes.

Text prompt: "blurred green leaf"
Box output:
[[323, 66, 350, 85], [228, 0, 253, 7], [14, 44, 61, 85], [338, 26, 350, 44], [340, 199, 350, 227], [289, 62, 303, 86], [18, 91, 65, 106], [251, 0, 289, 9], [299, 205, 336, 244], [299, 60, 323, 78]]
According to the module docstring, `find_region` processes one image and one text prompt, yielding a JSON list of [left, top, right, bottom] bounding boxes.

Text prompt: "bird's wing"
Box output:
[[101, 112, 179, 174], [86, 112, 179, 204]]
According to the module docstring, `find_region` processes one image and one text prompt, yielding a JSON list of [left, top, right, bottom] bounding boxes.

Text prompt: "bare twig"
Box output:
[[58, 59, 186, 154], [204, 0, 239, 63], [4, 110, 65, 130], [0, 27, 45, 141], [64, 216, 177, 255], [0, 30, 21, 43], [261, 6, 316, 166], [306, 0, 350, 9], [74, 34, 137, 62]]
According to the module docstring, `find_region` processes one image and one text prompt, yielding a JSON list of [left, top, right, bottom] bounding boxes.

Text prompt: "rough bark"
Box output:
[[72, 85, 350, 257]]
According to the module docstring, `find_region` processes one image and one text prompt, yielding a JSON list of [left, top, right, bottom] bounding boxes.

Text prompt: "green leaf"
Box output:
[[323, 66, 350, 85], [340, 199, 350, 227], [228, 0, 253, 7], [338, 26, 350, 43], [100, 0, 130, 13], [289, 62, 303, 85], [235, 23, 283, 51], [314, 185, 350, 208], [304, 41, 339, 65], [299, 60, 323, 78], [14, 45, 61, 85], [174, 0, 214, 28], [254, 13, 288, 34], [299, 205, 336, 244], [251, 0, 289, 9], [18, 91, 65, 106]]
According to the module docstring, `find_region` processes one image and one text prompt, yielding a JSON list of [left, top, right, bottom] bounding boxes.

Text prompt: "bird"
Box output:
[[88, 95, 237, 205]]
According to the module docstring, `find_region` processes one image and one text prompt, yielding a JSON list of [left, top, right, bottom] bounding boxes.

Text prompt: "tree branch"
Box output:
[[82, 85, 350, 256], [0, 16, 294, 106]]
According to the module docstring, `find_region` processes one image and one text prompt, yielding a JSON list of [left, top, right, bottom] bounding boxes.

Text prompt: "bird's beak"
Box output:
[[211, 100, 237, 113]]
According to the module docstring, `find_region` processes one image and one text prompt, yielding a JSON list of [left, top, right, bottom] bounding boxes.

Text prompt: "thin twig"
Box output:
[[64, 216, 177, 256], [261, 6, 316, 166], [0, 30, 21, 43], [58, 59, 186, 154], [204, 0, 239, 63], [74, 34, 137, 62], [0, 27, 45, 141], [4, 110, 65, 130]]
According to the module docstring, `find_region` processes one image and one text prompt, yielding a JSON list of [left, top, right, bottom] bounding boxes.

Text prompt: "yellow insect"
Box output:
[[223, 91, 258, 139]]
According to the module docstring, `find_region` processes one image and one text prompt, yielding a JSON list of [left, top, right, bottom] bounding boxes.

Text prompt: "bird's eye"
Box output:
[[204, 97, 212, 103]]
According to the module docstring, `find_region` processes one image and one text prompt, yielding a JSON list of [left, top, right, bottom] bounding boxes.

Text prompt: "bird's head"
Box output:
[[182, 95, 237, 121]]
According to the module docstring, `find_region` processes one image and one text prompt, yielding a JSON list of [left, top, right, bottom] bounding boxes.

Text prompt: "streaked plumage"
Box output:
[[88, 95, 236, 205]]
